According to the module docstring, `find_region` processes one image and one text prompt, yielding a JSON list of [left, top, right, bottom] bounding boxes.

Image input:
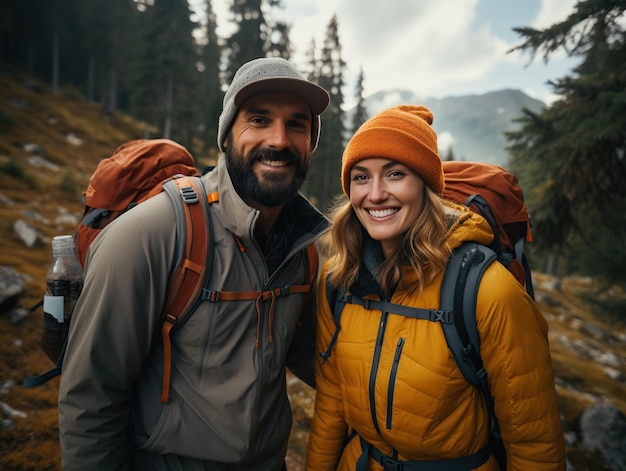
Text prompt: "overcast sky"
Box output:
[[200, 0, 580, 107]]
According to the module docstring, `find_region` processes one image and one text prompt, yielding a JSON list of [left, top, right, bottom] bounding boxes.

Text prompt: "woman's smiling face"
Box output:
[[349, 157, 425, 258]]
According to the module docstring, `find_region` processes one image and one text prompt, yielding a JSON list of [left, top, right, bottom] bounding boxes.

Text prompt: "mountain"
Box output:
[[360, 88, 546, 167]]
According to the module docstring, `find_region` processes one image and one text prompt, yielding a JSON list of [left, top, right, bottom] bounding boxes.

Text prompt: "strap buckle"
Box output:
[[379, 456, 403, 471], [430, 309, 452, 323], [179, 186, 199, 204], [202, 288, 220, 302]]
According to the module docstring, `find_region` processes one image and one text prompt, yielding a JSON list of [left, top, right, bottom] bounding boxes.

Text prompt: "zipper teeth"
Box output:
[[369, 311, 388, 436], [387, 337, 405, 430]]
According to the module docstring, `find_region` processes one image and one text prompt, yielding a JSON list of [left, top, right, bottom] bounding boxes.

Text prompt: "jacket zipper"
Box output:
[[369, 310, 389, 437], [386, 337, 405, 430]]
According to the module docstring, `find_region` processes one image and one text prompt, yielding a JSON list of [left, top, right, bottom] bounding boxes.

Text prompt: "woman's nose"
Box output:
[[368, 178, 388, 202]]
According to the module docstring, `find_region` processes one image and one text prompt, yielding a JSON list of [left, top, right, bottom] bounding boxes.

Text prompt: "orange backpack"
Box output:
[[75, 139, 200, 266], [442, 160, 534, 297], [24, 139, 318, 403]]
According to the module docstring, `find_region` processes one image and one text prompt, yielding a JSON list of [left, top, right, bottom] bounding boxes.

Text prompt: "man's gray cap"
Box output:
[[217, 57, 330, 153]]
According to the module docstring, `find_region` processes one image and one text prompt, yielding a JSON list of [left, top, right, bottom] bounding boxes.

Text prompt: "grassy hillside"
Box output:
[[1, 69, 625, 471]]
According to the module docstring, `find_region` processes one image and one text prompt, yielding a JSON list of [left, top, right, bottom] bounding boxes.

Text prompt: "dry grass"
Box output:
[[1, 70, 625, 471]]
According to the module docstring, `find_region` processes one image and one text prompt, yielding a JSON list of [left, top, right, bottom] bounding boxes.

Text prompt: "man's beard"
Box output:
[[225, 146, 309, 207]]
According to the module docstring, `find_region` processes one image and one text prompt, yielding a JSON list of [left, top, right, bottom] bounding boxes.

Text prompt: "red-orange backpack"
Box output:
[[24, 139, 318, 403], [442, 160, 534, 298]]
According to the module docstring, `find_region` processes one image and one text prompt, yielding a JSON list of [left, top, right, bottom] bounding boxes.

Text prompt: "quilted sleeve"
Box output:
[[477, 262, 566, 471]]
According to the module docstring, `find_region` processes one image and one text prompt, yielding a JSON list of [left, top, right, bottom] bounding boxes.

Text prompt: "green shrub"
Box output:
[[1, 155, 26, 178], [58, 167, 81, 196], [0, 109, 14, 128]]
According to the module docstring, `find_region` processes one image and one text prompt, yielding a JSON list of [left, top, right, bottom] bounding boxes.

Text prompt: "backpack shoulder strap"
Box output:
[[439, 242, 495, 385], [439, 241, 502, 447], [300, 242, 319, 308], [24, 175, 217, 394], [160, 175, 217, 403], [306, 242, 318, 286], [319, 279, 346, 364]]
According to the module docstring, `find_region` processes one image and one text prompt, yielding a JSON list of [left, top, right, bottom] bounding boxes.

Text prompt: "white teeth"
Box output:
[[368, 208, 398, 218], [260, 159, 288, 167]]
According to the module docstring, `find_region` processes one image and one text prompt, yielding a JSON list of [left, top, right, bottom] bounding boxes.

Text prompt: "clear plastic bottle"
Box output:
[[42, 235, 83, 363]]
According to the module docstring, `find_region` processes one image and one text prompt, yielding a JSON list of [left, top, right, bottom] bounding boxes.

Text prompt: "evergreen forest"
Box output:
[[2, 0, 626, 297]]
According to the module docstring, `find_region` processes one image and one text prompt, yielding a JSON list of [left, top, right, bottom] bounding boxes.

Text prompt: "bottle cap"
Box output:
[[51, 235, 76, 256]]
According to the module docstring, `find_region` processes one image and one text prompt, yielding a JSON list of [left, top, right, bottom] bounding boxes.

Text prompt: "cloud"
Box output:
[[203, 0, 580, 106], [533, 0, 578, 28]]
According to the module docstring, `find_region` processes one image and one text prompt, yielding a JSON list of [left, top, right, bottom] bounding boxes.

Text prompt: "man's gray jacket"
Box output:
[[58, 156, 330, 470]]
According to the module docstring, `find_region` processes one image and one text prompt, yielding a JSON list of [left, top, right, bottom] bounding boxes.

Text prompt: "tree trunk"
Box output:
[[163, 76, 173, 139], [544, 253, 559, 276], [51, 33, 59, 93]]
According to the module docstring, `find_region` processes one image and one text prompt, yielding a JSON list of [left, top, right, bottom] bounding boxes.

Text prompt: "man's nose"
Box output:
[[266, 122, 289, 149]]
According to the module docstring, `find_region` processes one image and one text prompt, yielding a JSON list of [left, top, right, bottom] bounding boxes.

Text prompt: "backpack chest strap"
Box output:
[[200, 283, 311, 302], [342, 294, 453, 324]]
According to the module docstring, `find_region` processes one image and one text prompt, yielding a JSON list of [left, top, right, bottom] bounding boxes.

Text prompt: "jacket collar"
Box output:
[[203, 156, 330, 251], [349, 231, 386, 298]]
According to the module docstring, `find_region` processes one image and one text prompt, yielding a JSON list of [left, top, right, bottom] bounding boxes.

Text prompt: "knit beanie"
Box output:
[[341, 105, 443, 196], [217, 57, 330, 153]]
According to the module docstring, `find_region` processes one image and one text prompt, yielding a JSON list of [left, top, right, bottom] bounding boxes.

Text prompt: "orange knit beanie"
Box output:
[[341, 105, 443, 196]]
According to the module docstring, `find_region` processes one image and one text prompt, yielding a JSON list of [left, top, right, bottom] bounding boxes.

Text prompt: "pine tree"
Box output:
[[128, 0, 199, 145], [224, 0, 267, 83], [507, 0, 626, 282], [196, 0, 224, 155], [224, 0, 292, 82], [307, 14, 346, 212], [443, 147, 456, 162], [351, 67, 368, 134], [266, 20, 291, 59]]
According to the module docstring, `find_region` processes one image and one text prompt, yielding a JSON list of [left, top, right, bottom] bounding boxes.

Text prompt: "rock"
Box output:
[[23, 142, 44, 154], [66, 132, 83, 146], [0, 266, 26, 313], [55, 212, 80, 226], [602, 367, 624, 383], [13, 219, 45, 247], [0, 401, 27, 419], [580, 404, 626, 471], [26, 156, 59, 171], [10, 306, 31, 324], [0, 194, 15, 205]]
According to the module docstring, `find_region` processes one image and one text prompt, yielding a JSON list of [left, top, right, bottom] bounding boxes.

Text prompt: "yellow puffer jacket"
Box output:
[[306, 203, 566, 471]]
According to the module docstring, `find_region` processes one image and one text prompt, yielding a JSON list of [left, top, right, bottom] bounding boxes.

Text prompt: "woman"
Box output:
[[305, 105, 566, 470]]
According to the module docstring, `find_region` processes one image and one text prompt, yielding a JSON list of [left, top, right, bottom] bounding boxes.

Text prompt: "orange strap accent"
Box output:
[[160, 315, 176, 403], [525, 220, 533, 242], [207, 191, 219, 203], [160, 184, 317, 400], [160, 176, 212, 403], [234, 235, 245, 253], [305, 242, 318, 297]]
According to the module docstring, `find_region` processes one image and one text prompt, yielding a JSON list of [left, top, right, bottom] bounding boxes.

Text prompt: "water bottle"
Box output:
[[42, 235, 83, 363]]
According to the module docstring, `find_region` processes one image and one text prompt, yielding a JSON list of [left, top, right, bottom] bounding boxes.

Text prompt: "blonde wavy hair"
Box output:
[[325, 186, 451, 296]]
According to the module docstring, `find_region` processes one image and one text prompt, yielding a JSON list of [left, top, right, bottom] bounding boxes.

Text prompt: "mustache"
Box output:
[[250, 147, 300, 163]]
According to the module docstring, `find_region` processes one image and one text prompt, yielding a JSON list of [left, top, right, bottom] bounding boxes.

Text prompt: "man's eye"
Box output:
[[289, 120, 307, 129]]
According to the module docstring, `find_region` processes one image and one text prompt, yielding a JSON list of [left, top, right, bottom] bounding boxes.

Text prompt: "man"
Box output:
[[58, 57, 331, 471]]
